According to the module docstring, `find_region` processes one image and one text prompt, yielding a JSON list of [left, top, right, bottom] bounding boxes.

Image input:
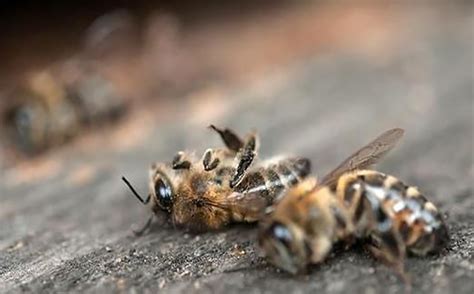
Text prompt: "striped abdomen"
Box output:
[[232, 157, 311, 205], [337, 170, 448, 255]]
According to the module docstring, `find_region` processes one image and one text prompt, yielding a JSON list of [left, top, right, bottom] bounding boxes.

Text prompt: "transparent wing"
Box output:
[[229, 192, 269, 220], [203, 191, 268, 221], [320, 128, 404, 189]]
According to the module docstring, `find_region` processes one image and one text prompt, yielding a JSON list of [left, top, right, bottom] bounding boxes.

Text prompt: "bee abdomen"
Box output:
[[339, 170, 448, 255], [233, 170, 272, 203], [384, 176, 448, 250], [275, 157, 311, 186], [289, 157, 311, 179], [389, 184, 449, 255], [262, 169, 285, 199], [234, 157, 311, 205]]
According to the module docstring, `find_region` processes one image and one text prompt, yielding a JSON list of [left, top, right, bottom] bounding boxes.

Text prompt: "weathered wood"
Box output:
[[0, 5, 473, 294]]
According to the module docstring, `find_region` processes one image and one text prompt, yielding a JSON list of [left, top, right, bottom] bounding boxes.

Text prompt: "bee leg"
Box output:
[[209, 125, 243, 152], [366, 231, 411, 286], [132, 214, 154, 236], [172, 151, 191, 170], [230, 132, 258, 188], [202, 148, 221, 171]]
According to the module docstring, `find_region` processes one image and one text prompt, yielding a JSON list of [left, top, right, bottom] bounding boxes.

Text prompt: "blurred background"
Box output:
[[1, 0, 469, 162], [0, 1, 472, 293]]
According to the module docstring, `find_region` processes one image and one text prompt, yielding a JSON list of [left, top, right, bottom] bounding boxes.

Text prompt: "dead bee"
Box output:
[[122, 125, 311, 233], [1, 66, 126, 154], [258, 128, 449, 277], [2, 71, 80, 153]]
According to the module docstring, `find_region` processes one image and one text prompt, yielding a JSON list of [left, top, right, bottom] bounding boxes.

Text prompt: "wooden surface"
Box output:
[[1, 4, 473, 294]]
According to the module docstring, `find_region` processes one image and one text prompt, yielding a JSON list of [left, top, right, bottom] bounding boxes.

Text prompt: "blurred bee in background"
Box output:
[[122, 125, 311, 233], [258, 128, 449, 280], [1, 63, 127, 154]]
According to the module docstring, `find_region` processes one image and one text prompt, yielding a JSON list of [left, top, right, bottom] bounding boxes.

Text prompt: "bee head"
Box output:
[[149, 163, 176, 212], [121, 163, 178, 216], [4, 99, 48, 153], [258, 219, 311, 274], [257, 181, 336, 274]]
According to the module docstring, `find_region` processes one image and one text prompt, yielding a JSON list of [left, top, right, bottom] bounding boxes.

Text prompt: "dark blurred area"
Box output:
[[0, 0, 298, 158], [0, 0, 471, 165], [0, 0, 293, 84], [1, 0, 386, 161]]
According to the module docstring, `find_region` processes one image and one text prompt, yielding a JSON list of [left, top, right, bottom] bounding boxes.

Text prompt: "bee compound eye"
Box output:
[[154, 178, 173, 210], [14, 107, 33, 129], [13, 106, 39, 137], [268, 222, 293, 248]]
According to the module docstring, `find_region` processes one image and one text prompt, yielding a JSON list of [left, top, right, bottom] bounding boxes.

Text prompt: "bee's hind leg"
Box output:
[[209, 125, 243, 152], [230, 132, 258, 188], [366, 231, 411, 286]]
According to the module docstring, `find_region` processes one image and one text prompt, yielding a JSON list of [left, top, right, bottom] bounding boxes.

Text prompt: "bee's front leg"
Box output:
[[230, 132, 258, 188], [172, 151, 192, 170], [202, 148, 221, 171]]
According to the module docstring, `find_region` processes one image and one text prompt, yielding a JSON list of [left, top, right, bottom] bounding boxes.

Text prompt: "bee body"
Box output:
[[338, 170, 448, 256], [2, 67, 126, 154], [233, 157, 311, 205], [124, 126, 311, 233], [259, 128, 449, 276]]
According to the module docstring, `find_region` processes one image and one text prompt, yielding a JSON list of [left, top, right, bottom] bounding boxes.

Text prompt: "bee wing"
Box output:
[[210, 191, 268, 221], [320, 128, 404, 189]]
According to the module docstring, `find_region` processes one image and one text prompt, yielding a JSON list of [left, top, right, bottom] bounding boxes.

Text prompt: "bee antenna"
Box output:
[[122, 176, 150, 205]]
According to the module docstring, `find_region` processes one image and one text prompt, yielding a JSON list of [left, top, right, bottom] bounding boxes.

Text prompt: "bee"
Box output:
[[122, 125, 311, 233], [258, 128, 449, 277], [1, 65, 126, 154], [2, 71, 81, 153]]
